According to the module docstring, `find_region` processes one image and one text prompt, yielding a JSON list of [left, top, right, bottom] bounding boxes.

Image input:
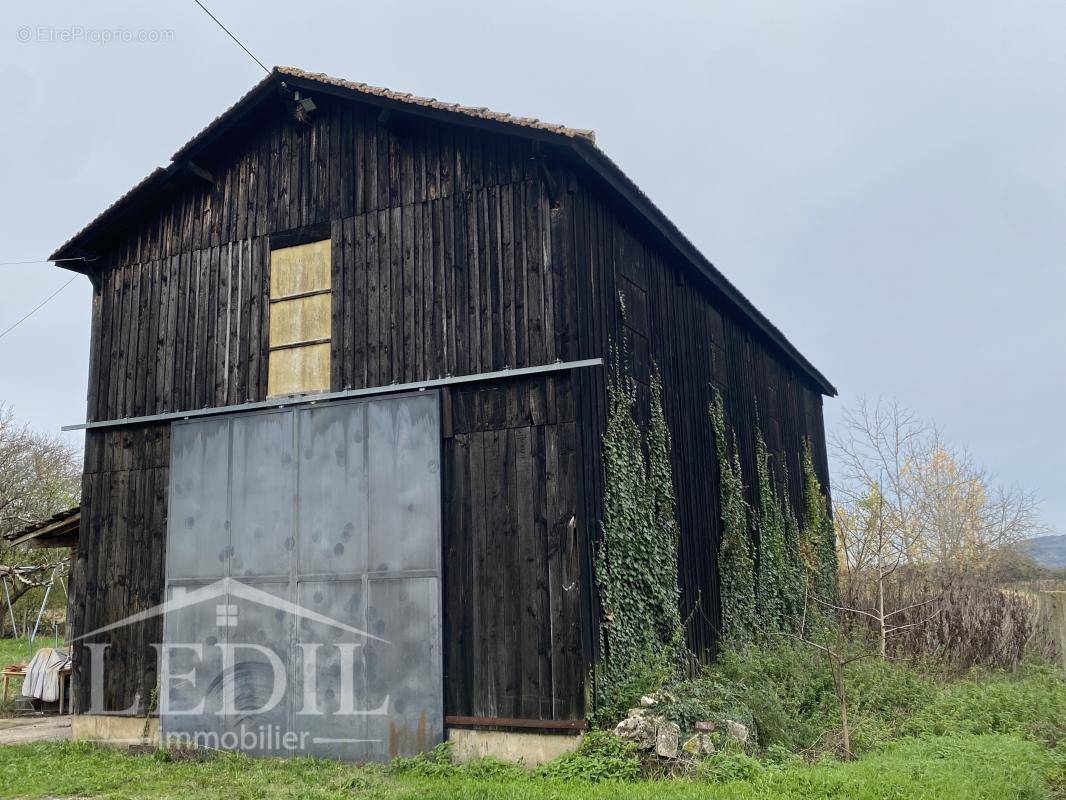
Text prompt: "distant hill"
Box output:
[[1016, 534, 1066, 569]]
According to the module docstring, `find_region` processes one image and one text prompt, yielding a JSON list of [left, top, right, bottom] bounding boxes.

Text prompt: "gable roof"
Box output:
[[50, 67, 836, 396]]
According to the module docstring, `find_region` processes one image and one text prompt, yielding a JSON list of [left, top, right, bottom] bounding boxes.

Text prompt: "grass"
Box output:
[[0, 637, 53, 710], [0, 639, 1060, 797], [652, 644, 1066, 757], [0, 734, 1057, 799], [0, 637, 45, 670]]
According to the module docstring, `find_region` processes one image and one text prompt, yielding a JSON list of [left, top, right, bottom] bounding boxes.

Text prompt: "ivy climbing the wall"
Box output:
[[780, 475, 806, 624], [753, 430, 814, 632], [754, 425, 788, 630], [801, 438, 839, 606], [709, 390, 757, 645], [647, 372, 685, 654], [596, 359, 685, 716]]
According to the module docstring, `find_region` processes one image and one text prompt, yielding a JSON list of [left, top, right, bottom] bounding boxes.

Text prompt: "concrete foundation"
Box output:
[[71, 715, 580, 766], [71, 715, 159, 747], [447, 728, 583, 766]]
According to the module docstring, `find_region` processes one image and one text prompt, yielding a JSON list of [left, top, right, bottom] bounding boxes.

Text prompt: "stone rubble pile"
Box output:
[[611, 692, 749, 759]]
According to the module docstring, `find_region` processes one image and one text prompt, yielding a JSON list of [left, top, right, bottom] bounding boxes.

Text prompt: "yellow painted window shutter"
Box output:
[[268, 239, 331, 397]]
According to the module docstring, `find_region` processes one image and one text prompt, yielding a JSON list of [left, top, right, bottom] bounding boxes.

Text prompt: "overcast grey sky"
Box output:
[[1, 1, 1063, 532]]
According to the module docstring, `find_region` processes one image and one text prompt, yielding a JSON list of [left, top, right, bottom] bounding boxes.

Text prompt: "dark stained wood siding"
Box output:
[[84, 100, 564, 424], [71, 424, 170, 714], [441, 375, 584, 723], [553, 176, 832, 663]]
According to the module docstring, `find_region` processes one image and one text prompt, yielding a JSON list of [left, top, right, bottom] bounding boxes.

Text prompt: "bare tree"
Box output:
[[0, 404, 81, 537], [833, 478, 938, 658], [0, 404, 80, 635], [831, 397, 1044, 575], [831, 397, 1046, 667]]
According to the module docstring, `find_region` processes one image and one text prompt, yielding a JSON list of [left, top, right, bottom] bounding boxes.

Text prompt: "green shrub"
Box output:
[[535, 730, 641, 782], [590, 653, 673, 728], [903, 661, 1066, 743], [696, 750, 765, 783], [387, 742, 455, 777], [657, 638, 1066, 762], [388, 741, 525, 781]]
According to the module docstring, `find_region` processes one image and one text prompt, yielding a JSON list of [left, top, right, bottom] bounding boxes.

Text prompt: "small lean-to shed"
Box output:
[[51, 68, 835, 760]]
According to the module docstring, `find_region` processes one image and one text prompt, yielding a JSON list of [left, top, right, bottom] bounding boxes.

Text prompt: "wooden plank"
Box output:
[[464, 191, 481, 374], [442, 431, 472, 716], [330, 218, 344, 391], [500, 184, 516, 369], [388, 125, 401, 208], [468, 432, 492, 714], [190, 249, 207, 407], [389, 205, 402, 383], [88, 268, 109, 422], [235, 153, 248, 243], [553, 420, 583, 717], [234, 241, 251, 402], [479, 188, 497, 371], [350, 214, 366, 388], [366, 210, 382, 386], [516, 425, 550, 718], [159, 255, 177, 410], [402, 203, 415, 382], [349, 106, 362, 218], [491, 428, 518, 716], [278, 120, 291, 232], [421, 202, 434, 379], [211, 245, 227, 406], [425, 123, 439, 201], [246, 240, 262, 401], [430, 199, 444, 377], [121, 263, 139, 418], [376, 120, 389, 212], [443, 196, 459, 376], [257, 236, 271, 400], [401, 124, 414, 207]]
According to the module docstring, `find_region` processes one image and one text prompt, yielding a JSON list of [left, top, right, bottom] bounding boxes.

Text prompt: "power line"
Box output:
[[0, 257, 95, 267], [193, 0, 270, 75], [0, 275, 79, 342]]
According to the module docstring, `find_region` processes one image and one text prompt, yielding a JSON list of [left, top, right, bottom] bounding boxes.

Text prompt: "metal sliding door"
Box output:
[[162, 392, 442, 760]]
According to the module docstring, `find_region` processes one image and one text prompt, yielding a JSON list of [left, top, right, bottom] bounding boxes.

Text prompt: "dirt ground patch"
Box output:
[[0, 716, 70, 745]]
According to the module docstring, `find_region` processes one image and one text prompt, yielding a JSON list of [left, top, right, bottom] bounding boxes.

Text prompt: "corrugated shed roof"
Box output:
[[4, 506, 80, 546]]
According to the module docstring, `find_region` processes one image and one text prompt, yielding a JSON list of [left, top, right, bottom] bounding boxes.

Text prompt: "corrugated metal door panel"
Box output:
[[163, 392, 442, 760], [221, 582, 294, 757], [294, 579, 369, 760], [296, 402, 369, 576], [230, 411, 296, 578], [368, 393, 441, 573], [166, 417, 230, 580], [365, 576, 442, 760]]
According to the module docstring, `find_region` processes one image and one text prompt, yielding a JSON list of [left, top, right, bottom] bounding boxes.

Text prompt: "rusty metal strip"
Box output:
[[444, 715, 588, 731]]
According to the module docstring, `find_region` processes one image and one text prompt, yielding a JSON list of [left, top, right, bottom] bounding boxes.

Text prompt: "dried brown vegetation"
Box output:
[[840, 570, 1036, 670]]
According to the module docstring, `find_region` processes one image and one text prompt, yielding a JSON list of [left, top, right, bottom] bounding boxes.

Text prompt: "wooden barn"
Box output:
[[51, 68, 835, 759]]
